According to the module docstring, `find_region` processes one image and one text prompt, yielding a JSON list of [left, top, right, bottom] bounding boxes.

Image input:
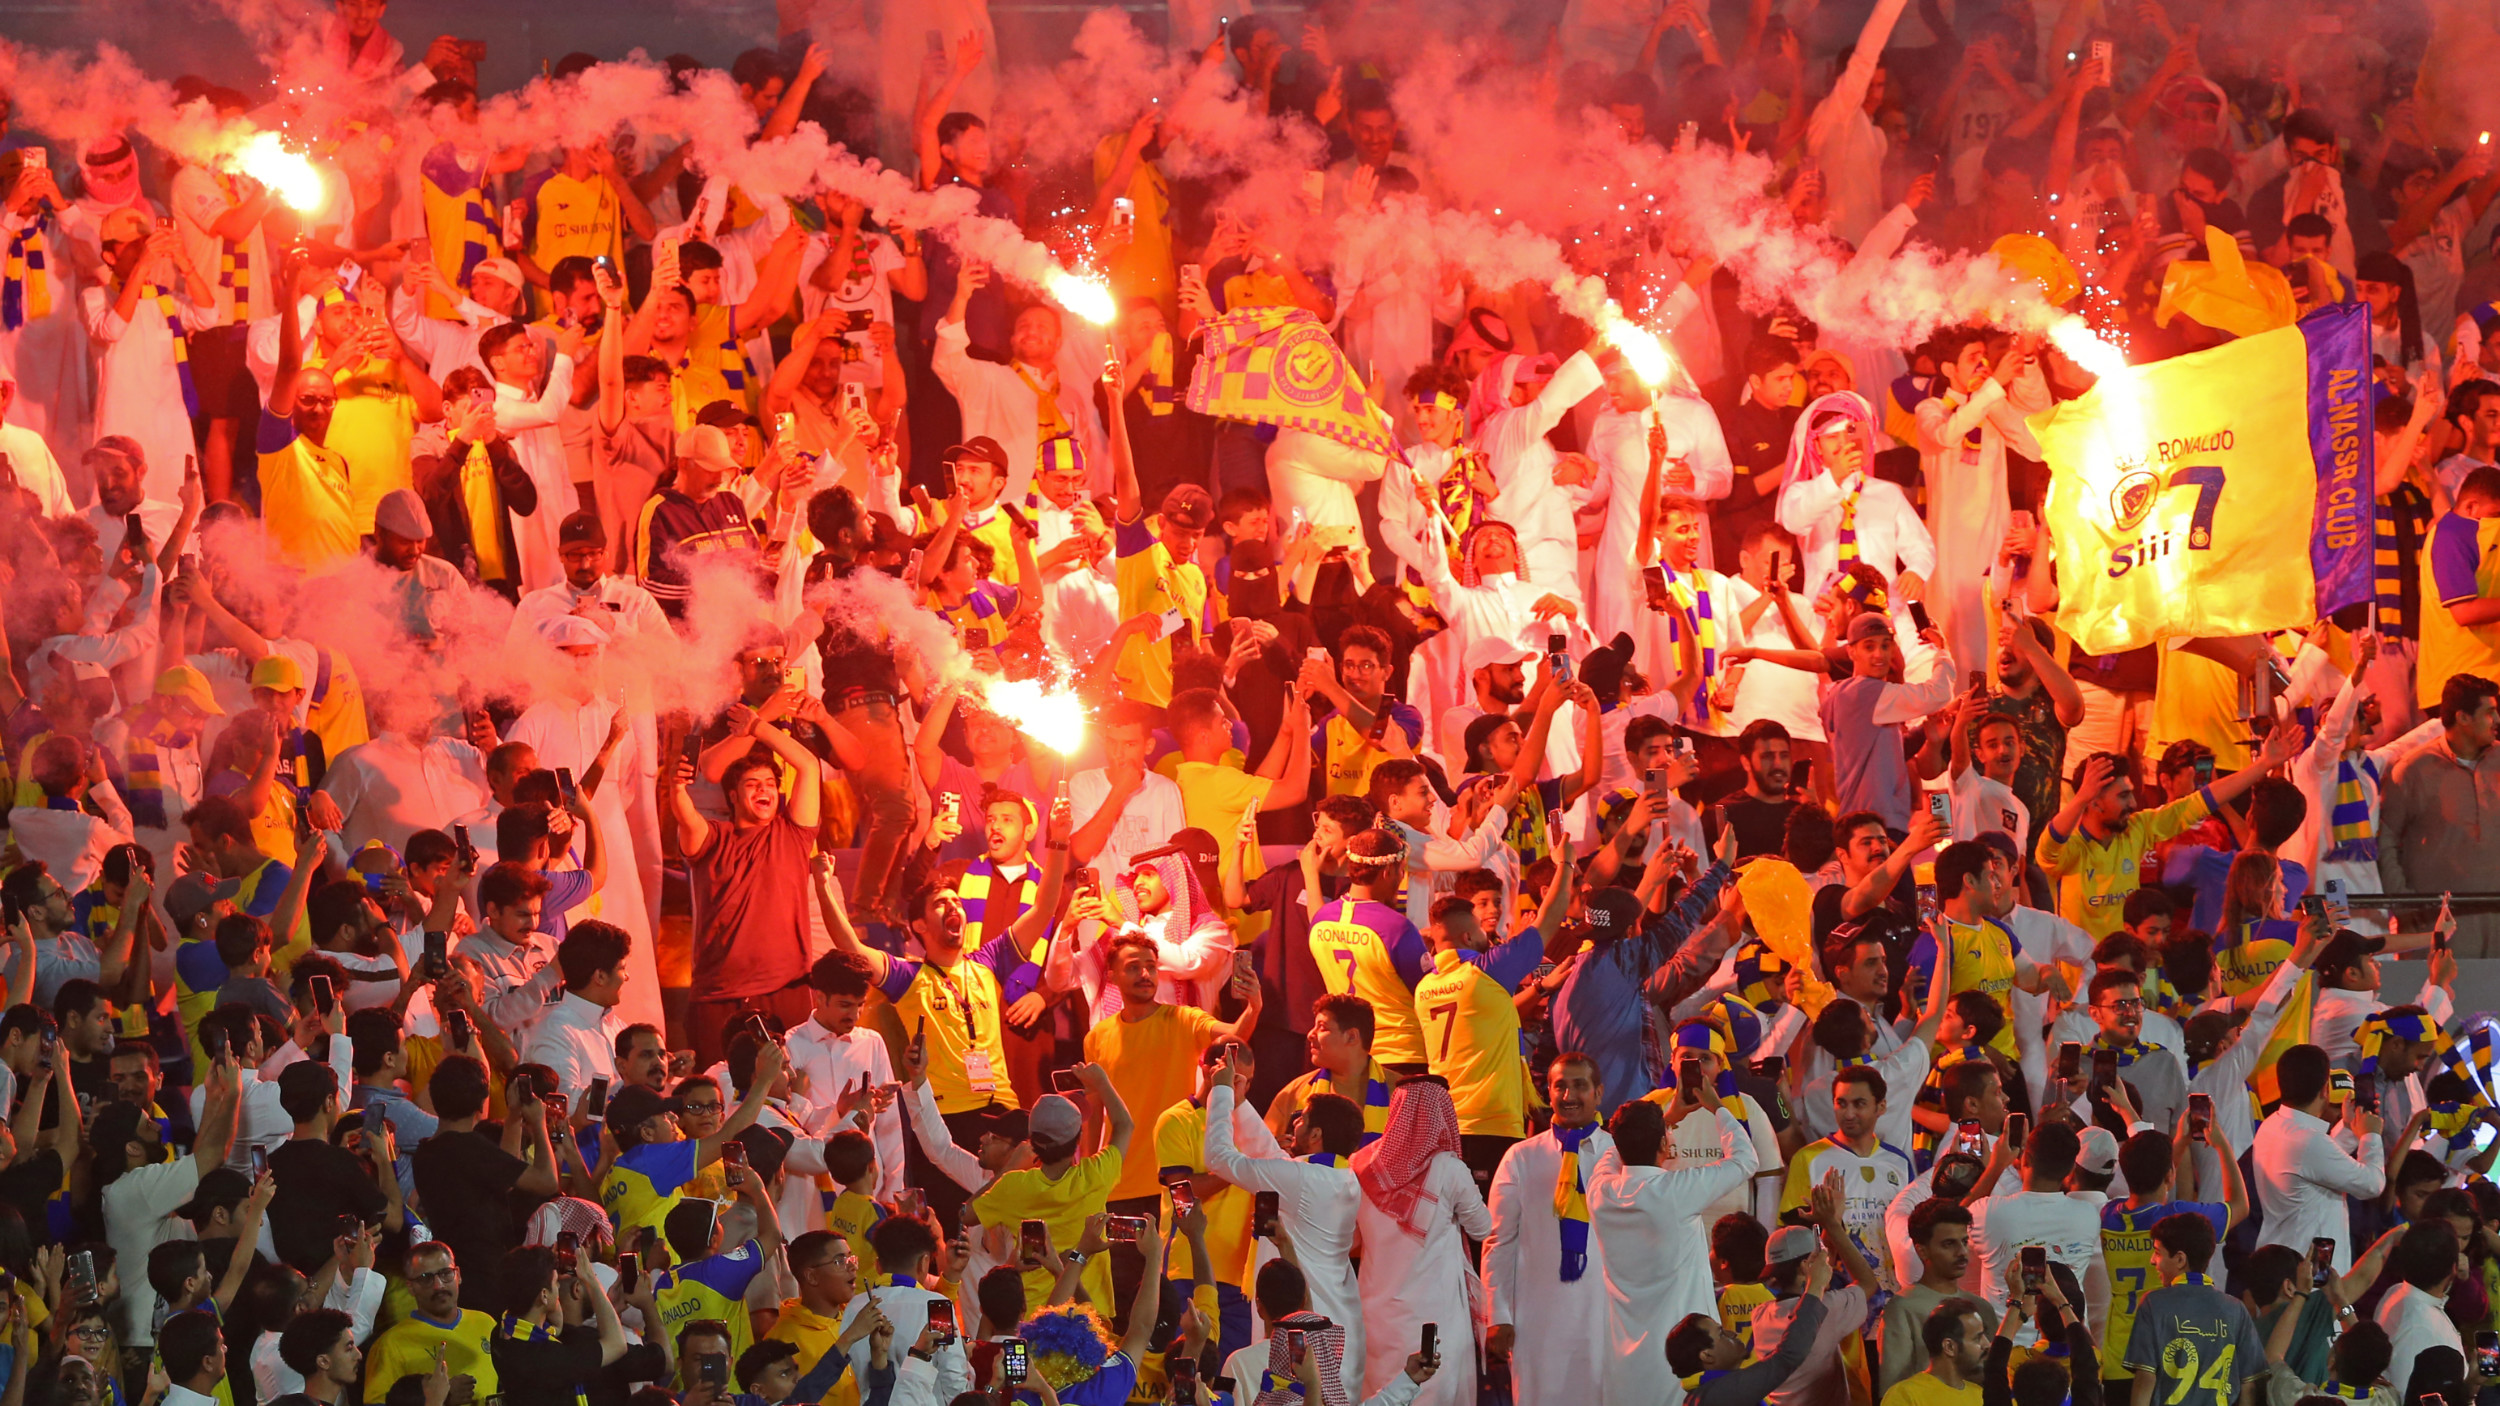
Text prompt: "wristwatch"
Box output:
[[1063, 1249, 1089, 1266]]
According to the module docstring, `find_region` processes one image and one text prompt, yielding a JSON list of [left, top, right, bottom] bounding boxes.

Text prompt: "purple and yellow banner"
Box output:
[[1185, 305, 1397, 459]]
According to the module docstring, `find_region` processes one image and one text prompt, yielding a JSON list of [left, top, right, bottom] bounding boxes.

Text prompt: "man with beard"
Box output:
[[1776, 394, 1934, 644], [1710, 720, 1802, 861], [1975, 616, 2083, 854], [1484, 1054, 1611, 1406]]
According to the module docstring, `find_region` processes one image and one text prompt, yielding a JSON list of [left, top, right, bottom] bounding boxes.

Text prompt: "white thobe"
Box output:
[[504, 694, 662, 1029], [1355, 1151, 1490, 1406], [518, 990, 619, 1106], [1476, 351, 1599, 588], [315, 734, 493, 858], [784, 1016, 907, 1203], [930, 320, 1107, 505], [1584, 392, 1735, 633], [2251, 1105, 2386, 1272], [1484, 1127, 1615, 1406], [1203, 1085, 1367, 1404], [511, 575, 674, 925], [1915, 377, 2045, 672], [1587, 1109, 1758, 1406], [0, 420, 73, 517], [1027, 496, 1118, 665], [491, 356, 577, 592], [1266, 427, 1386, 549], [84, 282, 215, 503], [0, 209, 94, 456]]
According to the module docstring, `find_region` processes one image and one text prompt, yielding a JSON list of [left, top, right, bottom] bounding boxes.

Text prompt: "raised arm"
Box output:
[[810, 857, 894, 985]]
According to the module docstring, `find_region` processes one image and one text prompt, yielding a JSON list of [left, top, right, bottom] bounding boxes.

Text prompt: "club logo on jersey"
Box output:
[[2111, 469, 2161, 532]]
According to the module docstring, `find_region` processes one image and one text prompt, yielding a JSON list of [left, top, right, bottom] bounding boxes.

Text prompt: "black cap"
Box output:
[[944, 436, 1010, 471], [695, 399, 759, 430], [1159, 484, 1215, 531], [1563, 886, 1645, 944], [558, 510, 606, 549], [605, 1084, 679, 1135], [2315, 927, 2386, 976], [175, 1167, 252, 1222]]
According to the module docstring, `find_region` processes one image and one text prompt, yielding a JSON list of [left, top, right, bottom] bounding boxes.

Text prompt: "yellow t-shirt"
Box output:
[[1091, 132, 1174, 311], [1913, 918, 2022, 1060], [763, 1299, 863, 1406], [879, 953, 1019, 1114], [971, 1147, 1122, 1310], [1112, 517, 1208, 707], [256, 411, 357, 571], [2419, 513, 2500, 707], [2149, 645, 2254, 773], [1882, 1375, 1984, 1406], [1086, 1004, 1219, 1202], [1167, 758, 1271, 943], [825, 1188, 885, 1285], [672, 304, 758, 429], [362, 1309, 498, 1404], [310, 344, 420, 533], [1413, 948, 1528, 1137], [1153, 1101, 1257, 1290]]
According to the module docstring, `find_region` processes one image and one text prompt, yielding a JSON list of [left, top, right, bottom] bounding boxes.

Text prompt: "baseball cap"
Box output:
[[695, 399, 758, 430], [2076, 1125, 2121, 1177], [175, 1167, 252, 1223], [1565, 887, 1645, 945], [468, 257, 523, 291], [558, 510, 606, 549], [1463, 635, 1537, 678], [1765, 1225, 1820, 1264], [374, 487, 433, 542], [986, 1108, 1031, 1144], [674, 425, 740, 475], [163, 873, 223, 935], [249, 654, 305, 692], [944, 436, 1009, 471], [1846, 612, 1897, 645], [1159, 484, 1215, 531], [154, 664, 225, 716], [604, 1085, 679, 1134], [1030, 1094, 1083, 1147], [2315, 928, 2386, 975]]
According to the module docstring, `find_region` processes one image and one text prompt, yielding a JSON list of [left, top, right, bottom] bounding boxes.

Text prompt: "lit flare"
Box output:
[[1046, 270, 1117, 325], [1599, 311, 1675, 386], [232, 132, 324, 212], [980, 676, 1088, 754]]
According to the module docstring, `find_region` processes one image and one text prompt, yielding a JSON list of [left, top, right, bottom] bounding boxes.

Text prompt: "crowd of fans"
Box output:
[[3, 0, 2500, 1403]]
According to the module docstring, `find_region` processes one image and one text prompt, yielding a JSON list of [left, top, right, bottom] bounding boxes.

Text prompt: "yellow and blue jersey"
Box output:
[[600, 1138, 702, 1238], [1904, 917, 2023, 1058], [364, 1308, 498, 1404], [2099, 1200, 2229, 1381], [1307, 898, 1430, 1066], [656, 1239, 768, 1362], [1112, 518, 1209, 707]]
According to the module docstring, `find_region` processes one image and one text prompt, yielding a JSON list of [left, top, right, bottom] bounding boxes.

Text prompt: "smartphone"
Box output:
[[1108, 1214, 1150, 1243], [840, 380, 870, 415], [66, 1250, 94, 1305], [2479, 1331, 2500, 1379], [554, 766, 580, 808], [1927, 790, 1951, 829], [1254, 1189, 1281, 1234], [541, 1091, 569, 1122], [586, 1077, 609, 1117], [2299, 893, 2328, 922], [2353, 1070, 2380, 1112], [2091, 1046, 2119, 1092], [1642, 564, 1672, 611], [2188, 1092, 2212, 1137], [2323, 878, 2350, 924], [1168, 1178, 1199, 1219], [554, 1229, 579, 1274], [2019, 1245, 2046, 1293], [2311, 1236, 2336, 1286], [896, 1187, 925, 1218], [2005, 1112, 2029, 1153], [721, 1138, 749, 1172], [1020, 1219, 1049, 1263], [1285, 1328, 1305, 1361], [1956, 1118, 1985, 1154], [911, 1021, 927, 1071], [311, 975, 336, 1016], [1230, 948, 1256, 997], [1644, 766, 1667, 795], [20, 147, 42, 171], [1168, 1353, 1199, 1403], [1109, 196, 1136, 241], [1420, 1323, 1440, 1365], [1051, 1068, 1084, 1094], [697, 1353, 729, 1388], [248, 1143, 268, 1179], [2056, 1042, 2082, 1084], [1001, 1337, 1030, 1384], [1755, 1055, 1785, 1084], [445, 1006, 473, 1049], [2090, 38, 2113, 66], [450, 822, 476, 870], [925, 1297, 957, 1339], [1792, 758, 1812, 792], [615, 1250, 639, 1295], [2329, 1068, 2355, 1102], [363, 1101, 388, 1142], [1907, 599, 1932, 633], [1677, 1060, 1704, 1097], [1548, 632, 1573, 684]]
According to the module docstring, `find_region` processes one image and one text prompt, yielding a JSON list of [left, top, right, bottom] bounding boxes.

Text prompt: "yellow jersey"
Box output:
[[2213, 920, 2313, 1106], [876, 953, 1018, 1114], [1112, 517, 1208, 707], [1906, 917, 2023, 1058], [1413, 932, 1545, 1138], [362, 1308, 498, 1404], [2036, 788, 2215, 940], [970, 1148, 1121, 1311]]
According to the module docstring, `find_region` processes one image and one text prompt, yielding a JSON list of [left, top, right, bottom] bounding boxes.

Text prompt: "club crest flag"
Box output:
[[2029, 302, 2374, 654], [1186, 305, 1398, 458]]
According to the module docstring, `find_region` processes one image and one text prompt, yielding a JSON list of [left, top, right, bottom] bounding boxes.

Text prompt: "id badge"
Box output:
[[964, 1049, 999, 1093]]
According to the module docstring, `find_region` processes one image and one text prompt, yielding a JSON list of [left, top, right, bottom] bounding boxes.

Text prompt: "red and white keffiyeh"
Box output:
[[1351, 1079, 1463, 1238]]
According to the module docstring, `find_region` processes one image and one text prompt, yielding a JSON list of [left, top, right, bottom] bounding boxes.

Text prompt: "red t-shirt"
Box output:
[[687, 814, 813, 1001]]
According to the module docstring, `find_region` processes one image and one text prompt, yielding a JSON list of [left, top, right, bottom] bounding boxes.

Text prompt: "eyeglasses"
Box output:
[[409, 1267, 458, 1285], [678, 1100, 722, 1115], [2094, 997, 2145, 1011], [295, 394, 338, 408], [67, 1324, 109, 1341]]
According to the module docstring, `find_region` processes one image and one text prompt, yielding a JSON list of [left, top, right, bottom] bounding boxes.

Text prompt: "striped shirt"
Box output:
[[633, 488, 760, 619]]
